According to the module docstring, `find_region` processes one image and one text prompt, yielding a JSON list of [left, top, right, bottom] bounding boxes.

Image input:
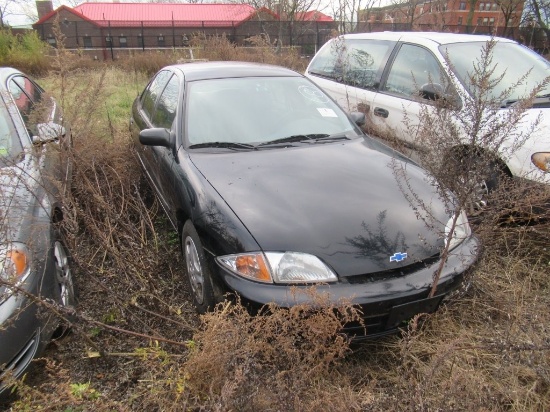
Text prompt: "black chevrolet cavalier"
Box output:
[[131, 62, 479, 339]]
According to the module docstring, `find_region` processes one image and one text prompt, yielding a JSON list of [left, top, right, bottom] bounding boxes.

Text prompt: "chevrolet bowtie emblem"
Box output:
[[390, 252, 408, 262]]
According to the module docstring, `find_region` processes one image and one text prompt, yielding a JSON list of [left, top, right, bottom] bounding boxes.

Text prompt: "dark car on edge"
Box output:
[[0, 67, 75, 395], [131, 62, 479, 339]]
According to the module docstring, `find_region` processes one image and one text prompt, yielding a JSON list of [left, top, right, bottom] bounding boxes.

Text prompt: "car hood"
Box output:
[[190, 138, 449, 277]]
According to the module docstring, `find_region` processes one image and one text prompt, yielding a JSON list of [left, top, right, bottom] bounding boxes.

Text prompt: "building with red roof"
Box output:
[[32, 1, 334, 58]]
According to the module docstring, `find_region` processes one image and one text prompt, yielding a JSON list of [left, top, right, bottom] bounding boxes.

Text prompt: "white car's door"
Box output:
[[370, 43, 452, 144]]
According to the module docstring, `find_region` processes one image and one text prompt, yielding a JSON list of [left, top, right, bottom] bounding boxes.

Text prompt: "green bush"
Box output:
[[0, 29, 50, 75]]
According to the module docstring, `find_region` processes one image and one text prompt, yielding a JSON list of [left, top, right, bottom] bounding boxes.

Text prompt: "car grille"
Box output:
[[345, 252, 441, 284]]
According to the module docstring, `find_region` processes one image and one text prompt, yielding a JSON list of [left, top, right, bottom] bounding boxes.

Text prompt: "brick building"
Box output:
[[359, 0, 524, 34], [32, 1, 335, 57]]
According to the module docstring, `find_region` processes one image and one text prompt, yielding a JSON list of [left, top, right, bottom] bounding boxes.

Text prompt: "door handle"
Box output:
[[373, 107, 389, 118]]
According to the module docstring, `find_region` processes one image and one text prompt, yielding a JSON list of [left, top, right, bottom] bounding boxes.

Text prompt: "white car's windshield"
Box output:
[[441, 41, 550, 102], [186, 76, 358, 146]]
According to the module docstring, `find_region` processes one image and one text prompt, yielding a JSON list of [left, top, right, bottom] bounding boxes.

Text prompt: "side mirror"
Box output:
[[32, 122, 66, 144], [139, 128, 172, 147], [350, 111, 366, 127], [420, 83, 462, 110], [420, 83, 445, 101]]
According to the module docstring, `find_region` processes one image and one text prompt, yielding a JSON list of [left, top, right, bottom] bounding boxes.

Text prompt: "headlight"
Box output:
[[444, 211, 471, 251], [0, 242, 31, 302], [532, 152, 550, 172], [216, 252, 338, 284]]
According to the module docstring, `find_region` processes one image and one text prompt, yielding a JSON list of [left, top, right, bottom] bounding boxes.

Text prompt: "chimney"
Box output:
[[36, 1, 54, 19]]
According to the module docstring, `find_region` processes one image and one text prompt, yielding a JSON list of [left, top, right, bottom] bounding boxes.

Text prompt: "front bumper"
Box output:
[[214, 235, 479, 339]]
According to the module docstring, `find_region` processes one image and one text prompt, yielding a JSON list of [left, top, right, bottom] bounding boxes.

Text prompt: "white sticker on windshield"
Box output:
[[317, 108, 338, 117]]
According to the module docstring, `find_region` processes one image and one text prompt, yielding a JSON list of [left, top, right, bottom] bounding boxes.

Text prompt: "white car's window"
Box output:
[[442, 41, 550, 101], [308, 38, 395, 90], [383, 43, 447, 99], [186, 77, 357, 145]]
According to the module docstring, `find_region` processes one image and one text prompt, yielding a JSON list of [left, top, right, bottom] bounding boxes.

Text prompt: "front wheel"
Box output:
[[182, 221, 216, 313], [51, 235, 76, 338]]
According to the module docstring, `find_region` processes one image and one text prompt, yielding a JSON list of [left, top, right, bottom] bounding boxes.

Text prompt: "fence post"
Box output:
[[108, 20, 114, 60], [141, 21, 145, 51]]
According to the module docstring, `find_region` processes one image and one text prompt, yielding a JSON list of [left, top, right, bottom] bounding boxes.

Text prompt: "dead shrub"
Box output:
[[128, 293, 365, 411]]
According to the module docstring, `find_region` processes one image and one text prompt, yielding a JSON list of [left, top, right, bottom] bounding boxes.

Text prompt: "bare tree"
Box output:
[[495, 0, 524, 36]]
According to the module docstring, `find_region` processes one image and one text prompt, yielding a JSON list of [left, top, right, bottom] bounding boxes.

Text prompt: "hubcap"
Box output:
[[184, 236, 204, 304], [53, 240, 74, 307]]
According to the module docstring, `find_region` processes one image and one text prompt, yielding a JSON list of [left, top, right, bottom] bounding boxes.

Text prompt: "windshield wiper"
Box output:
[[257, 134, 322, 147], [257, 133, 352, 148], [313, 133, 351, 142], [188, 141, 256, 150]]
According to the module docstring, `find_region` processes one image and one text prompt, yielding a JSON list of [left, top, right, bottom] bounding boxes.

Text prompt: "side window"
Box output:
[[141, 70, 172, 120], [308, 38, 395, 90], [342, 40, 395, 90], [382, 43, 448, 100], [152, 75, 180, 129], [307, 39, 343, 79], [8, 75, 48, 134]]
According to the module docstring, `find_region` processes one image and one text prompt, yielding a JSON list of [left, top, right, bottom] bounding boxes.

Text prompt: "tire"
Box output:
[[51, 234, 76, 338], [447, 150, 506, 215], [182, 221, 216, 314]]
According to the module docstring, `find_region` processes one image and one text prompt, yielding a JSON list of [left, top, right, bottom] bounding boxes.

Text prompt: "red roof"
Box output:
[[33, 3, 331, 28], [295, 11, 333, 22], [74, 2, 256, 23]]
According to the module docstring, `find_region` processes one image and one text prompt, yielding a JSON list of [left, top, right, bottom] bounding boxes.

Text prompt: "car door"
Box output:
[[370, 43, 453, 144], [7, 74, 68, 199], [131, 69, 175, 212], [306, 38, 396, 119]]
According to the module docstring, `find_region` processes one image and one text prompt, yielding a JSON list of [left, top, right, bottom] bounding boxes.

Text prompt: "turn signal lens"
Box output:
[[217, 253, 273, 283], [532, 152, 550, 172], [1, 243, 31, 283]]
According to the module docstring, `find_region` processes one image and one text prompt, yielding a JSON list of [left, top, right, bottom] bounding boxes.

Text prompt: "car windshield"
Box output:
[[186, 76, 358, 146], [0, 98, 22, 166], [441, 41, 550, 102]]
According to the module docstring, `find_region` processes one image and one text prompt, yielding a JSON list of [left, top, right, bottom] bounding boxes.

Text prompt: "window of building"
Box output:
[[492, 3, 498, 10], [477, 17, 482, 25], [459, 2, 466, 10], [119, 36, 127, 47], [483, 17, 489, 25], [83, 36, 92, 48], [137, 36, 144, 48], [158, 35, 165, 47], [489, 17, 495, 25], [105, 36, 112, 47], [46, 37, 56, 47], [443, 4, 447, 11], [479, 2, 485, 10], [458, 16, 463, 25]]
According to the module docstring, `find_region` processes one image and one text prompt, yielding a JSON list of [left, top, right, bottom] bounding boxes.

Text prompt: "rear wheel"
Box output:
[[182, 221, 216, 313]]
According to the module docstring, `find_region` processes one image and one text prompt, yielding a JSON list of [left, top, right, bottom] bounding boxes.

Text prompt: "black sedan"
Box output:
[[131, 62, 479, 339], [0, 67, 74, 394]]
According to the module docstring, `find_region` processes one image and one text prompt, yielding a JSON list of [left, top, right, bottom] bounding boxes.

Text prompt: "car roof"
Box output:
[[340, 31, 516, 46], [0, 67, 24, 89], [165, 61, 302, 82]]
